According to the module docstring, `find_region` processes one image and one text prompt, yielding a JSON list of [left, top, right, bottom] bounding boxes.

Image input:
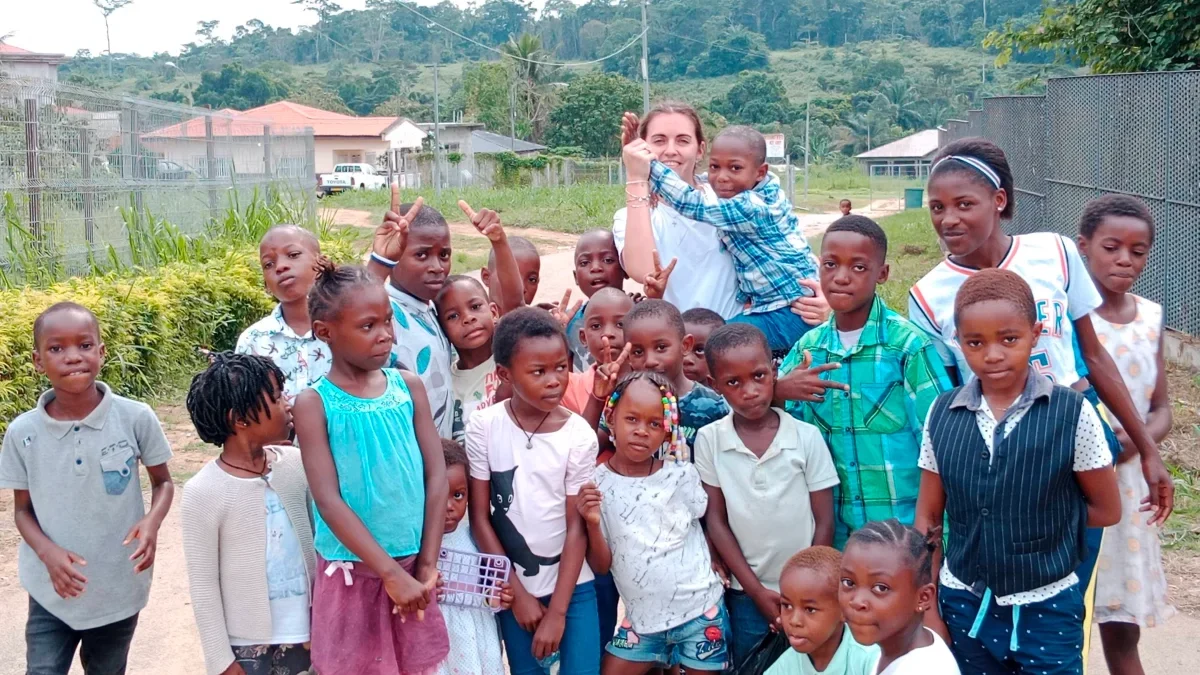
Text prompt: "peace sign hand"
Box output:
[[374, 185, 422, 262], [592, 338, 632, 400], [550, 289, 583, 329], [642, 251, 677, 300], [773, 350, 848, 403], [458, 200, 506, 245]]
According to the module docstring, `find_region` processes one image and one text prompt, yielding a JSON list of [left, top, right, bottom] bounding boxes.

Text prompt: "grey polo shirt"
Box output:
[[0, 383, 173, 630]]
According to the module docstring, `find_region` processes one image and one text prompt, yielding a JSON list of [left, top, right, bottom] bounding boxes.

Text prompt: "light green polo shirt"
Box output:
[[766, 625, 880, 675], [0, 383, 173, 629]]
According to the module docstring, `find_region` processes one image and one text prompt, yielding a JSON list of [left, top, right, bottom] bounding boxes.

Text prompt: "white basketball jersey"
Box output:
[[908, 232, 1103, 386]]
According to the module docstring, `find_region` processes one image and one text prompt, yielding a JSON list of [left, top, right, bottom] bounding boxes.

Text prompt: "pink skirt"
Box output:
[[312, 555, 450, 675]]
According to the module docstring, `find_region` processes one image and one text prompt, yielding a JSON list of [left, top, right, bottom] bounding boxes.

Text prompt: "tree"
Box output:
[[293, 0, 342, 63], [196, 20, 221, 45], [193, 63, 289, 110], [989, 0, 1200, 73], [686, 26, 771, 77], [93, 0, 133, 77], [289, 82, 354, 114], [709, 71, 794, 125], [473, 0, 534, 46], [501, 34, 561, 141], [545, 73, 642, 157], [463, 62, 515, 133]]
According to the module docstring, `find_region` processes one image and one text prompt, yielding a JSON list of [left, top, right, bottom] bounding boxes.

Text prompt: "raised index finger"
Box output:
[[457, 199, 478, 222], [391, 183, 400, 213], [403, 196, 424, 224], [652, 250, 663, 272], [662, 257, 678, 276], [612, 342, 632, 370]]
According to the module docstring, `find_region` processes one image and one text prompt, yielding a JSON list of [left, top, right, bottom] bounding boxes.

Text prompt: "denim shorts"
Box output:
[[605, 603, 729, 671]]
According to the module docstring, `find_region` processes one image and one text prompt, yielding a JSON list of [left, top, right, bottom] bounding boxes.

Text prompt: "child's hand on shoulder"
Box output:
[[749, 585, 784, 631], [593, 339, 633, 400], [124, 514, 163, 574], [577, 482, 603, 526], [459, 200, 506, 246], [39, 544, 87, 598]]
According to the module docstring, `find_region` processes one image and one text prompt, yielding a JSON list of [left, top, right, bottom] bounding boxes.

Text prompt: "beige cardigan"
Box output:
[[180, 446, 315, 675]]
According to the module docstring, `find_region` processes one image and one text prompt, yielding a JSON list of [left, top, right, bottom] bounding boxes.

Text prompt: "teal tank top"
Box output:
[[311, 369, 425, 561]]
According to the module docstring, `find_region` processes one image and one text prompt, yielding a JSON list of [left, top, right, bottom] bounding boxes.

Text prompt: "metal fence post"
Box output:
[[79, 127, 95, 246], [129, 107, 144, 219], [205, 115, 218, 218], [23, 98, 43, 247], [263, 125, 273, 178]]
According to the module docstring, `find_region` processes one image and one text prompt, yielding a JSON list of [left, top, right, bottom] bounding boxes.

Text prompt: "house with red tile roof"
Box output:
[[141, 100, 430, 176], [0, 43, 65, 81]]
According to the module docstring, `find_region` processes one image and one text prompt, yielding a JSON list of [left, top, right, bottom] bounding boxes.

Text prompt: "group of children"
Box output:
[[0, 99, 1176, 675]]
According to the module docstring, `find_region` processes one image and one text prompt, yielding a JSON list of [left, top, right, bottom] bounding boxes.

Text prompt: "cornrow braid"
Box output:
[[186, 351, 286, 446], [307, 257, 377, 323], [846, 519, 939, 586], [601, 370, 685, 462]]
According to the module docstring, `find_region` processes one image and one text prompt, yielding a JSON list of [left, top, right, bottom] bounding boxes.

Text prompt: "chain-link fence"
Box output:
[[392, 153, 624, 191], [0, 78, 315, 272], [939, 71, 1200, 336]]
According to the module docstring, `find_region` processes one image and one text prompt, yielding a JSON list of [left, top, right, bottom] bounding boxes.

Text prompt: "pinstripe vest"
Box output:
[[929, 377, 1088, 597]]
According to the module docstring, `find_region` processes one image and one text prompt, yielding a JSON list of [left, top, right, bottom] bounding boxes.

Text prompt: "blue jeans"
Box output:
[[723, 589, 772, 669], [729, 307, 813, 355], [498, 580, 601, 675], [594, 572, 619, 648], [606, 602, 730, 671], [25, 597, 139, 675], [940, 583, 1085, 674]]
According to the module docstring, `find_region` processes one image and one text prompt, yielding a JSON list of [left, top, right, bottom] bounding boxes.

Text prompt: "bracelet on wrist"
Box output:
[[370, 251, 398, 268]]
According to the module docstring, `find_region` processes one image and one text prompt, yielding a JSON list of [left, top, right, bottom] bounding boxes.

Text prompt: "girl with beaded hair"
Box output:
[[578, 371, 732, 673]]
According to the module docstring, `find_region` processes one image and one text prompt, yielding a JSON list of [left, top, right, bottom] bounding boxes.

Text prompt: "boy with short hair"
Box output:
[[436, 276, 505, 440], [695, 323, 838, 666], [779, 216, 952, 549], [839, 199, 852, 216], [562, 287, 633, 417], [915, 269, 1120, 673], [481, 234, 541, 308], [0, 302, 175, 674], [236, 224, 329, 404], [625, 126, 820, 354], [625, 299, 728, 454], [562, 229, 628, 372], [682, 308, 726, 386], [369, 193, 523, 438], [766, 546, 878, 675]]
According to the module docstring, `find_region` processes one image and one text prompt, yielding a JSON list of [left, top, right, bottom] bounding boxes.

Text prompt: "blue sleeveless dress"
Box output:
[[311, 369, 426, 562]]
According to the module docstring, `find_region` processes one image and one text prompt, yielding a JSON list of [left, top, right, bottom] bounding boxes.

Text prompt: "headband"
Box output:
[[933, 155, 1002, 189]]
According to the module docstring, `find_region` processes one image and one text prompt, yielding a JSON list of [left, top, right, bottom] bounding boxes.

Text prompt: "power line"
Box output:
[[393, 1, 648, 68]]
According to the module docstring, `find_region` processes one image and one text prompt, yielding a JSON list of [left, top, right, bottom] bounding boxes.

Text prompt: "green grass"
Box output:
[[1164, 466, 1200, 552], [323, 184, 624, 234]]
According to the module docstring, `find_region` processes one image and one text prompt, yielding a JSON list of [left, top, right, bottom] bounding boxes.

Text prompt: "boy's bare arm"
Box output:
[[1077, 466, 1121, 527], [125, 462, 174, 573], [913, 469, 950, 642], [809, 487, 834, 547]]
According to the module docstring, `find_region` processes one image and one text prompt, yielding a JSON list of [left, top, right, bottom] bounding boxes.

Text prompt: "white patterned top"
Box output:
[[594, 461, 724, 633], [235, 305, 331, 404], [1090, 296, 1162, 425], [436, 521, 505, 675]]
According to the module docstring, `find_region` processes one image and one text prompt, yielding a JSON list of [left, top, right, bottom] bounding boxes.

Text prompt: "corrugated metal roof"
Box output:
[[856, 129, 940, 160], [471, 130, 546, 153]]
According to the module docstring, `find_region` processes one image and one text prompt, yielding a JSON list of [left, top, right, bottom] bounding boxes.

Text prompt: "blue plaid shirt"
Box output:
[[649, 160, 817, 314]]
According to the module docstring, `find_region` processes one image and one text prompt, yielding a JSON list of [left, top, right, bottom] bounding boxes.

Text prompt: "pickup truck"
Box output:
[[318, 163, 388, 196]]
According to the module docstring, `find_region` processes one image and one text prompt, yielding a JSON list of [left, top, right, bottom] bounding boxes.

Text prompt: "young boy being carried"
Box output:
[[695, 323, 839, 666], [555, 230, 630, 372], [624, 126, 821, 354], [0, 303, 175, 674], [778, 216, 952, 549]]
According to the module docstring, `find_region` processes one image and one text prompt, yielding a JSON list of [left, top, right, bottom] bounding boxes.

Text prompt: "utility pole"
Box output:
[[432, 36, 442, 195], [981, 0, 988, 83], [803, 95, 811, 206], [510, 82, 517, 151], [640, 0, 650, 114]]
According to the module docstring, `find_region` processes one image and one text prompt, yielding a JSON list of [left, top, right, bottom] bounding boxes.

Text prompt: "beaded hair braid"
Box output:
[[601, 370, 686, 462]]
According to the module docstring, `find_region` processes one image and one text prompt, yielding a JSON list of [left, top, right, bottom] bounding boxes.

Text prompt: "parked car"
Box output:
[[155, 159, 198, 180], [318, 163, 388, 196]]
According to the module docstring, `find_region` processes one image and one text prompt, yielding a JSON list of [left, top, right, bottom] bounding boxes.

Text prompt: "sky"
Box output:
[[4, 0, 550, 58]]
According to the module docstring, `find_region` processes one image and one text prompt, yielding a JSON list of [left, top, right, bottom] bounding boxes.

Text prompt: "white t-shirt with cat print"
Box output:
[[465, 403, 597, 598]]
